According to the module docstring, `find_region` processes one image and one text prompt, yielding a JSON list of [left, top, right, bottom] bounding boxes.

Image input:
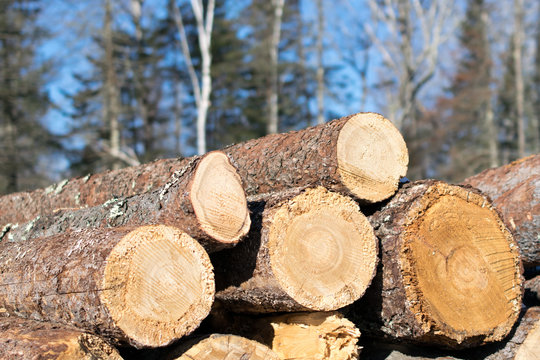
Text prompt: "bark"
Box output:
[[169, 334, 280, 360], [0, 317, 123, 360], [0, 225, 215, 348], [207, 308, 361, 360], [224, 112, 408, 203], [350, 180, 523, 349], [0, 151, 251, 252], [0, 156, 185, 226], [462, 154, 540, 268], [213, 187, 378, 313]]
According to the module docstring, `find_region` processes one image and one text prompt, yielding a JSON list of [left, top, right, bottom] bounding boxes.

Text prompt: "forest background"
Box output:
[[1, 0, 538, 195]]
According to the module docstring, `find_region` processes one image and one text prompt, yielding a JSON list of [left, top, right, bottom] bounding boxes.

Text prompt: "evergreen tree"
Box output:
[[436, 0, 496, 181], [0, 0, 57, 194]]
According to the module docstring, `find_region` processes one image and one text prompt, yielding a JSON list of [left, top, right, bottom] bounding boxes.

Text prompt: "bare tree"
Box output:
[[316, 0, 325, 125], [172, 0, 215, 154], [513, 0, 525, 158], [103, 0, 122, 169], [267, 0, 285, 134], [364, 0, 454, 132]]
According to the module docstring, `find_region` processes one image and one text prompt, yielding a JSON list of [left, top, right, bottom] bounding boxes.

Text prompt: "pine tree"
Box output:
[[0, 0, 57, 194], [437, 0, 496, 181]]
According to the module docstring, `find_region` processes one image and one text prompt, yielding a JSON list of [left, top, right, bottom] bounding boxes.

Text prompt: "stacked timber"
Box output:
[[0, 112, 535, 359]]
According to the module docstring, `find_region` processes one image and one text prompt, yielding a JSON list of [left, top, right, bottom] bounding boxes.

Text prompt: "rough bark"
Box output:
[[0, 151, 251, 252], [170, 334, 280, 360], [0, 225, 215, 348], [350, 180, 523, 349], [207, 307, 361, 360], [0, 156, 185, 226], [213, 186, 378, 313], [462, 154, 540, 268], [224, 112, 408, 203], [0, 316, 123, 360]]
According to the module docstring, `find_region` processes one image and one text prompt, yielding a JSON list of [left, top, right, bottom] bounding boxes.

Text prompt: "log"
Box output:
[[224, 112, 408, 203], [207, 308, 361, 360], [171, 334, 280, 360], [1, 151, 251, 252], [213, 186, 378, 313], [462, 155, 540, 268], [0, 317, 123, 360], [350, 180, 523, 349], [0, 156, 183, 226], [0, 225, 215, 348]]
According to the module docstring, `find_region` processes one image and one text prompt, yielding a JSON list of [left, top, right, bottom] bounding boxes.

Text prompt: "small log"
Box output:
[[350, 180, 523, 349], [207, 308, 361, 360], [171, 334, 280, 360], [213, 186, 378, 313], [0, 225, 215, 348], [462, 155, 540, 268], [1, 151, 251, 252], [225, 112, 408, 203], [0, 157, 184, 226], [0, 317, 123, 360]]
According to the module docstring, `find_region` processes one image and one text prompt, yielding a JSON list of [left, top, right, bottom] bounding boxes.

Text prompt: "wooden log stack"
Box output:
[[0, 112, 535, 359]]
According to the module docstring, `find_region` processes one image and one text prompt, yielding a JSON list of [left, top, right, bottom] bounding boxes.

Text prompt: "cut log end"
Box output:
[[401, 183, 523, 344], [176, 334, 280, 360], [191, 151, 251, 245], [100, 225, 215, 348], [337, 112, 408, 202], [268, 187, 378, 311]]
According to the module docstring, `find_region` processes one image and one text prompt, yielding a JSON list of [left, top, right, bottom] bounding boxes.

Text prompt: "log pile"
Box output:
[[0, 112, 535, 359]]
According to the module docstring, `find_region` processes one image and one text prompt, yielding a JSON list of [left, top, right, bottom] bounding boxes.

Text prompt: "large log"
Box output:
[[0, 317, 123, 360], [350, 180, 523, 349], [0, 157, 183, 226], [0, 151, 251, 252], [224, 112, 408, 203], [462, 154, 540, 268], [525, 275, 540, 306], [213, 186, 378, 313], [0, 225, 215, 348]]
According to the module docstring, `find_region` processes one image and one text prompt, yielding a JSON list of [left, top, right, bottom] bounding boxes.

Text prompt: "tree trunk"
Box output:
[[514, 0, 526, 158], [170, 334, 280, 360], [350, 180, 523, 349], [462, 154, 540, 268], [0, 317, 123, 360], [0, 151, 251, 252], [224, 112, 408, 203], [213, 186, 378, 313], [316, 0, 325, 125], [267, 0, 284, 134], [208, 308, 361, 360], [0, 225, 215, 348]]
